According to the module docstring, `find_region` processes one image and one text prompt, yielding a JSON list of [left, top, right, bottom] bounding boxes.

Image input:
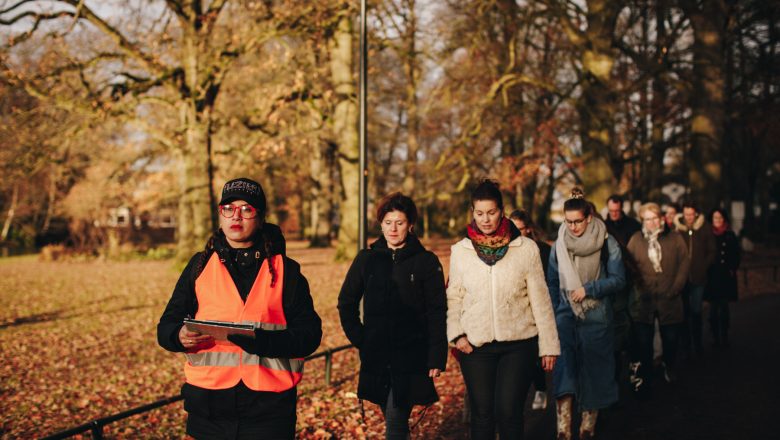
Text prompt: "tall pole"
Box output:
[[358, 0, 368, 251]]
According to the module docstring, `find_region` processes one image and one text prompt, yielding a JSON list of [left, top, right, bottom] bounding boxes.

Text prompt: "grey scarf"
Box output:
[[555, 218, 607, 319]]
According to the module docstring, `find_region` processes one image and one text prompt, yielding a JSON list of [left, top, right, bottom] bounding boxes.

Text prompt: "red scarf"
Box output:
[[712, 222, 730, 236]]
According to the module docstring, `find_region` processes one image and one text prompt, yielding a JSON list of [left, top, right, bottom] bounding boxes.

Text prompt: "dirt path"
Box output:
[[516, 292, 780, 440]]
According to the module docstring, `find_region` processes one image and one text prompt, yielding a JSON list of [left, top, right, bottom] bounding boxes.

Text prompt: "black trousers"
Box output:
[[459, 338, 538, 440], [635, 320, 681, 384]]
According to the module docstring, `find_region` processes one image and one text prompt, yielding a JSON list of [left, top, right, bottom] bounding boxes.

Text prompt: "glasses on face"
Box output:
[[564, 218, 586, 226], [642, 216, 660, 223], [218, 204, 257, 219]]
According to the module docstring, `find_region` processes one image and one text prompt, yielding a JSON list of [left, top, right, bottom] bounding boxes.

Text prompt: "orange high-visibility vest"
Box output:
[[184, 253, 304, 392]]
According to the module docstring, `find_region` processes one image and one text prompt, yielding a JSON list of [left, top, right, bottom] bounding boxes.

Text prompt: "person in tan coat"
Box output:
[[627, 203, 690, 393], [447, 180, 559, 440]]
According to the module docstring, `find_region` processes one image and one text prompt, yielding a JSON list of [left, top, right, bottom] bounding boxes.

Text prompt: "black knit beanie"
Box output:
[[218, 177, 267, 213]]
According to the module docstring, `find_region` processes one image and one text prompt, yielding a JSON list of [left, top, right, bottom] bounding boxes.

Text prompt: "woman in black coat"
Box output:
[[704, 208, 741, 347], [338, 192, 447, 439]]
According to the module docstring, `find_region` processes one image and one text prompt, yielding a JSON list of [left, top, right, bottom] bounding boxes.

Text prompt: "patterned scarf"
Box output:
[[642, 224, 663, 273], [467, 217, 513, 266]]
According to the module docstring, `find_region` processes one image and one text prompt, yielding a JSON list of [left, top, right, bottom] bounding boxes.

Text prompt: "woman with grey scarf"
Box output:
[[546, 189, 626, 440]]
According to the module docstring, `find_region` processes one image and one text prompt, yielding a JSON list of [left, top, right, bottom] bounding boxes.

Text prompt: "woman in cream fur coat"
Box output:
[[447, 180, 560, 440]]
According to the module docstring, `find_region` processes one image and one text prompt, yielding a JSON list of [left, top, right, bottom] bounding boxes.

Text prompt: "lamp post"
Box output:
[[358, 0, 368, 251]]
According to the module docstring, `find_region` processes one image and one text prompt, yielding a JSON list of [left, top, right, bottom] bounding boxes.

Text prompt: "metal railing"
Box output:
[[41, 344, 354, 440]]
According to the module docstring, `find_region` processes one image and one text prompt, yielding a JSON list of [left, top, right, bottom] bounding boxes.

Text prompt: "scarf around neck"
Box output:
[[467, 217, 515, 266], [555, 217, 606, 319], [712, 222, 730, 236], [642, 224, 664, 273]]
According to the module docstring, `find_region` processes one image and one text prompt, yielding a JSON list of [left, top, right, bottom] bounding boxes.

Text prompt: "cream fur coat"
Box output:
[[446, 236, 560, 356]]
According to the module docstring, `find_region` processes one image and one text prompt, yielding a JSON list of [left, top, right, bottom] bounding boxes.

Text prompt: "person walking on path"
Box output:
[[547, 189, 626, 440], [510, 209, 552, 411], [447, 180, 559, 440], [627, 203, 690, 395], [604, 195, 642, 385], [704, 208, 741, 348], [337, 193, 447, 439], [157, 177, 322, 439], [605, 195, 641, 248], [664, 203, 680, 231], [674, 201, 716, 358]]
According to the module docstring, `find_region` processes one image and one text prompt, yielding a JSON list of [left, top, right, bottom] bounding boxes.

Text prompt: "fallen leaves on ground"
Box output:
[[0, 242, 467, 439]]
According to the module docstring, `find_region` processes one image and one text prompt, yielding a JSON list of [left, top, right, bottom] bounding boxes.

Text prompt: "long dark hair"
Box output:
[[509, 209, 544, 241], [193, 223, 279, 287]]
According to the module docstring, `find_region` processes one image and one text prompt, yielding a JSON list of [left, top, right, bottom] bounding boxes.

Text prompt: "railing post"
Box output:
[[90, 421, 103, 439], [324, 350, 333, 386]]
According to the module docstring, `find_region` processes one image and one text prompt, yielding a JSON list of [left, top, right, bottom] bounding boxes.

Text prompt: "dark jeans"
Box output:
[[681, 284, 705, 355], [186, 413, 295, 440], [709, 299, 731, 343], [459, 338, 538, 440], [635, 320, 681, 385], [533, 359, 547, 392], [379, 388, 412, 440]]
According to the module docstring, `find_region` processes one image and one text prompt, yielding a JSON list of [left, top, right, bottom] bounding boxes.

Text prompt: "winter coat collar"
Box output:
[[455, 234, 526, 251], [212, 222, 287, 261], [673, 213, 705, 232], [369, 233, 425, 262]]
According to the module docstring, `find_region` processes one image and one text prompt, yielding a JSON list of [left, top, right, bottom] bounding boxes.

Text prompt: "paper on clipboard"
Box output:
[[183, 318, 256, 341]]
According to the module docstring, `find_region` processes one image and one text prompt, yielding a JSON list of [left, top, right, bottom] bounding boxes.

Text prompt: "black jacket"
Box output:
[[605, 215, 642, 249], [157, 224, 322, 429], [337, 234, 447, 407], [705, 230, 741, 302]]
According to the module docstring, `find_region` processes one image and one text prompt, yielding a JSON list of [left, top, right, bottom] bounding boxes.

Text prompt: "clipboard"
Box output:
[[183, 318, 256, 341]]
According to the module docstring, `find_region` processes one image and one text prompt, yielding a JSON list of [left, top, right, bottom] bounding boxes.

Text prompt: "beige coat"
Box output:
[[446, 236, 560, 356]]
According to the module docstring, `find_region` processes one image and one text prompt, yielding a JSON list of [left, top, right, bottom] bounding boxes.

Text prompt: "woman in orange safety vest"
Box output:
[[158, 177, 322, 439]]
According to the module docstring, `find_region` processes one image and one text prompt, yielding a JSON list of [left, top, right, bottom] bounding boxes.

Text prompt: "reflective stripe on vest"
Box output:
[[184, 253, 304, 392]]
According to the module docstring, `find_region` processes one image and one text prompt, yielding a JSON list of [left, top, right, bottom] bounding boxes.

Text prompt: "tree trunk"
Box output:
[[577, 0, 622, 209], [648, 0, 669, 202], [175, 25, 216, 262], [41, 169, 57, 234], [309, 142, 334, 247], [401, 0, 420, 197], [330, 15, 360, 260], [1, 183, 19, 242], [681, 0, 727, 211]]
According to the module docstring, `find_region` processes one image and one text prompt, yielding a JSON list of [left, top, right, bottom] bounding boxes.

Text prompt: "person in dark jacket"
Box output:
[[704, 208, 741, 347], [157, 177, 322, 440], [510, 209, 551, 411], [674, 201, 716, 357], [337, 192, 447, 440], [604, 194, 641, 384], [605, 194, 642, 248]]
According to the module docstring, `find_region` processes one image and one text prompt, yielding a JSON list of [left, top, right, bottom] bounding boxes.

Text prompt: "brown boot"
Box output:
[[580, 409, 599, 439], [556, 396, 573, 440]]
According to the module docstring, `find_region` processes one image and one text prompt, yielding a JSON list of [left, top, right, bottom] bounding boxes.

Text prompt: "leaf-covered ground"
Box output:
[[1, 242, 776, 439], [0, 242, 464, 439]]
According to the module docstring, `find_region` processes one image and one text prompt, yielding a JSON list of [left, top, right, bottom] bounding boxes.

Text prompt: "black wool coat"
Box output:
[[337, 234, 447, 407], [705, 230, 741, 302]]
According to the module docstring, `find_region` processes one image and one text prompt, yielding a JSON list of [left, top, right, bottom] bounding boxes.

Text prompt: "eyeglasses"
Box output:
[[218, 204, 257, 219], [564, 218, 587, 226], [642, 216, 660, 223]]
